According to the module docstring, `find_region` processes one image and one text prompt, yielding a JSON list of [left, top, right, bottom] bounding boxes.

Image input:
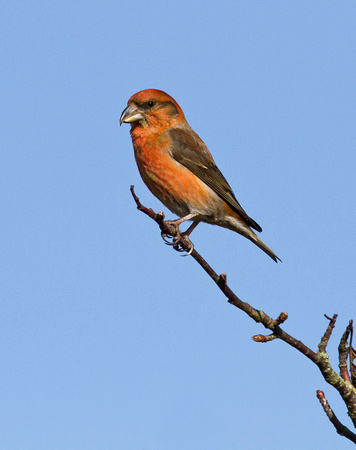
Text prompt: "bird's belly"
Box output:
[[134, 145, 224, 219]]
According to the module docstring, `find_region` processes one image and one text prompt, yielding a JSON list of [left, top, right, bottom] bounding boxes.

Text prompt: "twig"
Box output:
[[339, 321, 353, 382], [349, 321, 356, 387], [316, 317, 356, 428], [252, 333, 278, 343], [130, 186, 356, 441], [130, 186, 318, 361], [316, 390, 356, 443], [319, 314, 338, 353]]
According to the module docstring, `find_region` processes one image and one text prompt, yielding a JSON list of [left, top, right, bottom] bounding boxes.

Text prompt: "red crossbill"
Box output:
[[120, 89, 280, 262]]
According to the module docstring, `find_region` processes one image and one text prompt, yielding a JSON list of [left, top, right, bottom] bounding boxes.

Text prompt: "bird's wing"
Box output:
[[168, 127, 262, 232]]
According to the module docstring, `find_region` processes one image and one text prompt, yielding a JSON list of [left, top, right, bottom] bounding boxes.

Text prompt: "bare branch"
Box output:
[[130, 186, 356, 442], [316, 390, 356, 443], [318, 314, 338, 353], [350, 321, 356, 387], [316, 316, 356, 428], [130, 186, 318, 360], [339, 321, 352, 382]]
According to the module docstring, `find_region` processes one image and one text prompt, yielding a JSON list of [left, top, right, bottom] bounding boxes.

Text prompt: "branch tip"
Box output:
[[319, 314, 338, 352], [252, 334, 277, 343], [339, 321, 352, 382], [276, 312, 288, 325], [316, 390, 356, 443], [130, 185, 139, 205]]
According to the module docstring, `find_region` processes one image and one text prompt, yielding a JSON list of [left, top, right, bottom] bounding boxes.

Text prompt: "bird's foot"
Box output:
[[161, 232, 180, 246], [160, 220, 180, 246], [171, 228, 194, 256], [174, 234, 194, 256], [160, 222, 194, 256]]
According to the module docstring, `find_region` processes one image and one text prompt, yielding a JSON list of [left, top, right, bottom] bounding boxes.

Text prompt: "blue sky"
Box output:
[[2, 1, 356, 449]]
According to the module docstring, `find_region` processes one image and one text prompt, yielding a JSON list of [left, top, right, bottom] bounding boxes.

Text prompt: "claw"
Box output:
[[161, 232, 174, 245], [161, 224, 194, 256], [179, 241, 194, 256], [184, 243, 194, 256], [172, 235, 194, 256], [173, 243, 185, 253]]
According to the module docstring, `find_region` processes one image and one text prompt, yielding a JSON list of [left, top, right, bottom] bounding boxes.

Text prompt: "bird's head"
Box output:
[[120, 89, 186, 132]]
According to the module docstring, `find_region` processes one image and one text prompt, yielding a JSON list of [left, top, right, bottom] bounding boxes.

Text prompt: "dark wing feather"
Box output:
[[168, 127, 262, 232]]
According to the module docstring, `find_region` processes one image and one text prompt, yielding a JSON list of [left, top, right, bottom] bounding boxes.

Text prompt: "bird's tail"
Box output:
[[222, 214, 281, 262], [249, 233, 281, 263]]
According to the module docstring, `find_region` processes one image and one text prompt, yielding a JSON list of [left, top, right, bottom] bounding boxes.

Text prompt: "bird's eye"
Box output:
[[147, 101, 154, 108]]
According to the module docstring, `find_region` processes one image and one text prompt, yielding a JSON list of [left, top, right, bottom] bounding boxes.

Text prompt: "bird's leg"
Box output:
[[166, 213, 198, 228], [161, 214, 198, 254], [182, 220, 199, 237]]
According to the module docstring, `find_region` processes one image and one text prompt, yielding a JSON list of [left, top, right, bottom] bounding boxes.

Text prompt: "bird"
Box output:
[[120, 89, 280, 262]]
